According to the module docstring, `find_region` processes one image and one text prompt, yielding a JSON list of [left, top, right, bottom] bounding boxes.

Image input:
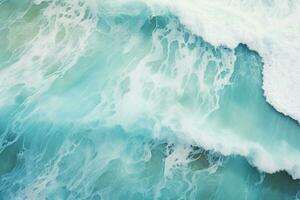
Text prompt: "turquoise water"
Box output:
[[0, 1, 300, 199]]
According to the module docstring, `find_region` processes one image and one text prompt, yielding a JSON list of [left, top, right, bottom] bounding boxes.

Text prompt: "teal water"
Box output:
[[0, 1, 300, 199]]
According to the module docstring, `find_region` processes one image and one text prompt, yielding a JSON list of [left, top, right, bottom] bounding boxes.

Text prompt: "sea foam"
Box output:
[[135, 0, 300, 123]]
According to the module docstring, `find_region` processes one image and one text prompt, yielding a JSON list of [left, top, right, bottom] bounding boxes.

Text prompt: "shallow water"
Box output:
[[0, 1, 300, 199]]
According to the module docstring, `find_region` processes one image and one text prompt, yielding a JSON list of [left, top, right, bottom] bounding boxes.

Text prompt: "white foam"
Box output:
[[0, 0, 96, 108], [134, 0, 300, 123]]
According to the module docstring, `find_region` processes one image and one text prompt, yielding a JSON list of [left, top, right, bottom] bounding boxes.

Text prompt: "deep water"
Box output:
[[0, 1, 300, 200]]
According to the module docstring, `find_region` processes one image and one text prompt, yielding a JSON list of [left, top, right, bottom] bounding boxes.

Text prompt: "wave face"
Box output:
[[0, 0, 300, 199]]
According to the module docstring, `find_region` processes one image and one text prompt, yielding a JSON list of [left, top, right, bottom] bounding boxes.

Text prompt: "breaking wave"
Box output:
[[0, 0, 300, 199]]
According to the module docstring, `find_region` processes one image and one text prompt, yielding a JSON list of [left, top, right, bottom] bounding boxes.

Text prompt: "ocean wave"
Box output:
[[135, 0, 300, 124], [0, 0, 300, 199], [79, 0, 300, 179]]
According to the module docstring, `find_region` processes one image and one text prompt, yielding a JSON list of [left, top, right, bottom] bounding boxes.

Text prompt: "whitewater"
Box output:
[[140, 0, 300, 122], [135, 0, 300, 177], [0, 0, 300, 199]]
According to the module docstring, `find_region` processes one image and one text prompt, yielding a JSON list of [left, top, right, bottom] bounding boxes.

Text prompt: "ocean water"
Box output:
[[0, 0, 300, 199]]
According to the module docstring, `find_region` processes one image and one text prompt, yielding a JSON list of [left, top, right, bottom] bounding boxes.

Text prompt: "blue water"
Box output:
[[0, 1, 300, 199]]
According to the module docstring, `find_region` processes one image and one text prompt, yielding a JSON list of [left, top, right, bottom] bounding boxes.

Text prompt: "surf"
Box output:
[[0, 0, 300, 199]]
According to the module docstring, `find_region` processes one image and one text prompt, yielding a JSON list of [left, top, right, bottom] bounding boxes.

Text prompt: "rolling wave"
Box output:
[[0, 0, 300, 199]]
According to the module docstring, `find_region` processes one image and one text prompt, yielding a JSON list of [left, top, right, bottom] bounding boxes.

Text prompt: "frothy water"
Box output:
[[0, 0, 300, 199]]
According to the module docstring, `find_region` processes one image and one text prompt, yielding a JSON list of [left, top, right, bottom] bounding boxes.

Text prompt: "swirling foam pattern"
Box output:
[[0, 0, 300, 199]]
